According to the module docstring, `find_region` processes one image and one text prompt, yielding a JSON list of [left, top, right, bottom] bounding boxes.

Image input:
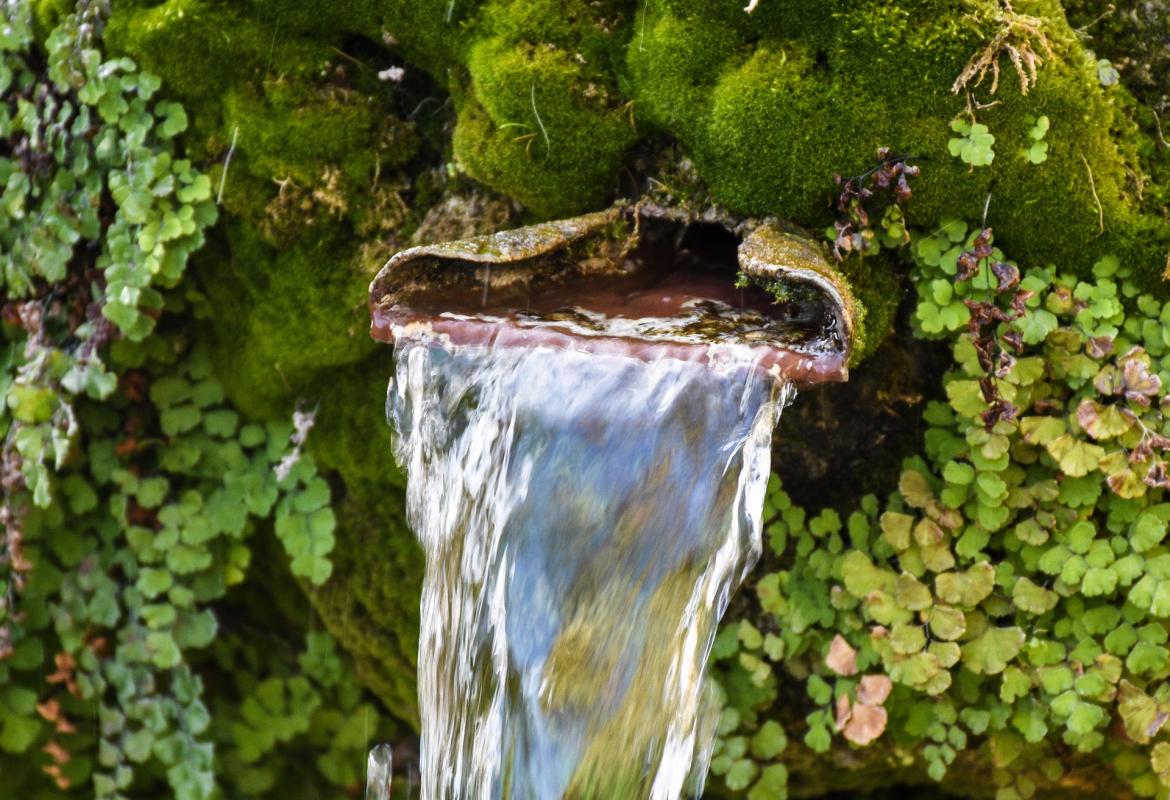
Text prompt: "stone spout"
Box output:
[[368, 203, 857, 388]]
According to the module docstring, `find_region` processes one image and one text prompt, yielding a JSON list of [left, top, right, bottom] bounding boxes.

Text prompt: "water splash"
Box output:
[[366, 744, 394, 800], [387, 333, 791, 799]]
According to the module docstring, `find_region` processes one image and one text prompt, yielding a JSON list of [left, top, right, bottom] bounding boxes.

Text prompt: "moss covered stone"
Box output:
[[625, 0, 1166, 279], [348, 0, 1170, 283], [453, 0, 638, 216]]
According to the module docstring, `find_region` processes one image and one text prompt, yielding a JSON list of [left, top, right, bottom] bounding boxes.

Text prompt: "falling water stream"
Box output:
[[389, 334, 788, 799], [371, 208, 851, 799]]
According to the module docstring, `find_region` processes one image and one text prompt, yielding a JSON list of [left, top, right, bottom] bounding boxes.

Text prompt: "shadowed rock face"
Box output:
[[369, 204, 856, 388]]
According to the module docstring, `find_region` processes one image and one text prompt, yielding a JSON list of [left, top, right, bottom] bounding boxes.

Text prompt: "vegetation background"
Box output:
[[1, 0, 1169, 797]]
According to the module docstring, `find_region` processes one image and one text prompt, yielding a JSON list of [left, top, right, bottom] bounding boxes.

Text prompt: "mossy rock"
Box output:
[[366, 0, 1170, 282], [623, 0, 1165, 281]]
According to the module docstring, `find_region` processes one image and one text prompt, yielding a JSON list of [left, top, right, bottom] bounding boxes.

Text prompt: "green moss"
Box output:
[[199, 223, 377, 419], [700, 44, 892, 218], [628, 0, 1167, 282], [453, 21, 637, 216], [838, 250, 906, 364], [223, 81, 413, 187], [215, 77, 419, 241], [379, 0, 486, 77], [242, 0, 379, 39], [306, 356, 424, 723], [105, 0, 327, 106]]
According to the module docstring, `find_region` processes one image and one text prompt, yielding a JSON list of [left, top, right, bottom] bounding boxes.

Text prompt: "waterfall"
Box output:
[[387, 331, 792, 799]]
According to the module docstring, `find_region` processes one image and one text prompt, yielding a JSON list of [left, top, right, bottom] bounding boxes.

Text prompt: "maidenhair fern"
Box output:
[[711, 222, 1170, 798], [1, 4, 370, 797]]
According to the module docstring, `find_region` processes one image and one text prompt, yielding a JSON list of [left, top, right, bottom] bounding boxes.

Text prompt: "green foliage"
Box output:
[[1022, 115, 1050, 165], [0, 7, 375, 797], [2, 0, 212, 508], [710, 223, 1170, 796], [101, 0, 429, 722], [948, 118, 997, 167]]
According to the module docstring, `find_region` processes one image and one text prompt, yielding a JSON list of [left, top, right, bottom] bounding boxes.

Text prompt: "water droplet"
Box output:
[[365, 743, 393, 800]]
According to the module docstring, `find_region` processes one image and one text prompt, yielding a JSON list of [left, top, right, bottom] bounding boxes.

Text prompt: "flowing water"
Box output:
[[366, 744, 394, 800], [387, 330, 793, 799]]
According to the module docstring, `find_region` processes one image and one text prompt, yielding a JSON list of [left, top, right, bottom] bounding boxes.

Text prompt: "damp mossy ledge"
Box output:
[[59, 0, 1170, 793]]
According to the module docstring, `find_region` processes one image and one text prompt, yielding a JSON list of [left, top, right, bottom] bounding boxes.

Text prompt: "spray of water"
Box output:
[[387, 331, 792, 799], [366, 744, 394, 800]]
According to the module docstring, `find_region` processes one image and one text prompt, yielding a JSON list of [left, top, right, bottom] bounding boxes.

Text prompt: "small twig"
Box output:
[[1074, 3, 1115, 34], [263, 16, 280, 82], [931, 218, 968, 239], [1126, 167, 1145, 204], [1080, 153, 1105, 235], [216, 126, 239, 205], [407, 96, 439, 120], [638, 1, 648, 51], [329, 46, 364, 68], [274, 362, 293, 393], [1152, 108, 1168, 151], [530, 83, 549, 159], [511, 132, 537, 155], [963, 89, 1001, 123], [272, 174, 295, 196]]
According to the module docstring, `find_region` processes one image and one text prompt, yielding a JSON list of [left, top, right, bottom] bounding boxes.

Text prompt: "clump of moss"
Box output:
[[453, 0, 638, 216], [105, 0, 328, 110], [836, 250, 906, 364], [218, 76, 419, 243], [380, 0, 485, 77], [198, 224, 377, 419]]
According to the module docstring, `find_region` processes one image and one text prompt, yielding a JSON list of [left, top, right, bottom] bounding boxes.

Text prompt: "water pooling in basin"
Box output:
[[373, 207, 854, 799]]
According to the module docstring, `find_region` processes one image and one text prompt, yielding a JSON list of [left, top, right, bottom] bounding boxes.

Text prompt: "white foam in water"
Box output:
[[387, 331, 793, 799]]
